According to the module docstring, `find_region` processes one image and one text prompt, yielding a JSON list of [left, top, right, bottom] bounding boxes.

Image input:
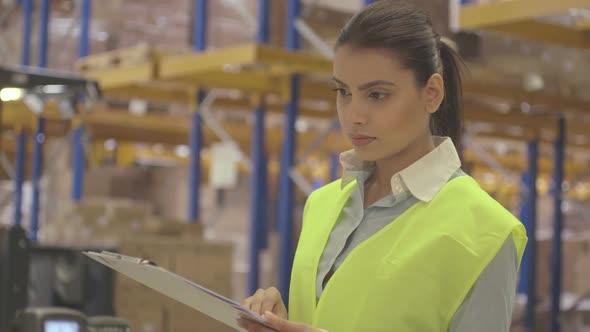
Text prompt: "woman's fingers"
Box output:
[[261, 287, 282, 316], [242, 287, 288, 319], [250, 288, 266, 315]]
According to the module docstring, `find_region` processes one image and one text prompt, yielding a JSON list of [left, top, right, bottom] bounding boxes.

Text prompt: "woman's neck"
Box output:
[[368, 134, 436, 198]]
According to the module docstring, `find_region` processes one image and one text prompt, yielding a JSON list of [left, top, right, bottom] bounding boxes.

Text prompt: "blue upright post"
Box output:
[[14, 131, 27, 226], [30, 118, 46, 242], [551, 117, 566, 332], [21, 0, 33, 66], [71, 127, 85, 202], [330, 153, 339, 181], [312, 178, 323, 190], [257, 0, 270, 43], [188, 104, 203, 223], [72, 0, 91, 202], [518, 171, 530, 264], [192, 0, 208, 52], [30, 0, 51, 242], [248, 0, 270, 294], [249, 104, 266, 294], [259, 154, 269, 250], [188, 0, 207, 223], [38, 0, 50, 68], [79, 0, 91, 58], [363, 0, 376, 5], [518, 141, 538, 330], [277, 0, 301, 304]]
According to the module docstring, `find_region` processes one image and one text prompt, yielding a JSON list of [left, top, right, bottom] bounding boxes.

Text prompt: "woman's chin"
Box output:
[[352, 146, 382, 162]]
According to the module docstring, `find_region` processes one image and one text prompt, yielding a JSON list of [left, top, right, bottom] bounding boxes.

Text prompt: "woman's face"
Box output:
[[333, 45, 443, 162]]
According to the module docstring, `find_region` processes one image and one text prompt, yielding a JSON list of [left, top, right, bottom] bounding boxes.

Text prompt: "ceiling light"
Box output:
[[0, 88, 24, 101]]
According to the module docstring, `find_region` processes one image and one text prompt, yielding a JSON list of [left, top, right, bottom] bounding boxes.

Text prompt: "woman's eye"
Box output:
[[333, 88, 351, 97], [368, 91, 388, 100]]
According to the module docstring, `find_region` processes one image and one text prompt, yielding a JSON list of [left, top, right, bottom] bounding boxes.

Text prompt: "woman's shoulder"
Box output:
[[436, 176, 525, 235]]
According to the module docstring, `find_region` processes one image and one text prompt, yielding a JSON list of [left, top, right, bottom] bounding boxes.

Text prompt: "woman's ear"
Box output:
[[424, 73, 445, 114]]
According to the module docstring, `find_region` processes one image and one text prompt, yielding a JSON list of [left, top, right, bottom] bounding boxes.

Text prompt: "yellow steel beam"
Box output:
[[156, 70, 333, 102], [472, 130, 537, 143], [81, 64, 155, 90], [79, 108, 348, 153], [254, 44, 332, 75], [464, 100, 590, 142], [485, 20, 590, 49], [460, 0, 590, 29], [472, 126, 590, 149], [164, 70, 287, 97], [82, 110, 190, 146], [158, 44, 332, 78], [464, 80, 590, 114], [2, 102, 71, 136], [212, 98, 335, 119], [1, 135, 33, 155], [157, 43, 334, 101], [3, 101, 69, 120], [100, 84, 194, 104], [465, 102, 559, 133], [2, 103, 31, 129], [463, 150, 589, 175], [576, 19, 590, 30], [158, 44, 260, 78], [97, 76, 334, 106], [299, 80, 334, 101]]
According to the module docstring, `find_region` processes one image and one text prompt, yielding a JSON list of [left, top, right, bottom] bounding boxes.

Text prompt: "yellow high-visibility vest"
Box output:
[[289, 176, 527, 331]]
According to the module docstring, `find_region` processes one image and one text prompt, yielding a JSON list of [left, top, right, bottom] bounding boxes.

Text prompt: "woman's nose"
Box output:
[[349, 102, 369, 125]]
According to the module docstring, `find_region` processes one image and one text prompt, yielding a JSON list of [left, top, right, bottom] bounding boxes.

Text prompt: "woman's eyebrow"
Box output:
[[332, 77, 396, 90], [332, 77, 348, 87], [357, 80, 396, 91]]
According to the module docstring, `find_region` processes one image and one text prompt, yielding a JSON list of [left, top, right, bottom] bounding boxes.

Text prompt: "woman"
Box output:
[[238, 1, 527, 331]]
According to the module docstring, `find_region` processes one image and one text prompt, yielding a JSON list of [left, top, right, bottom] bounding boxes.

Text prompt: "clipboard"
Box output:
[[83, 251, 275, 331]]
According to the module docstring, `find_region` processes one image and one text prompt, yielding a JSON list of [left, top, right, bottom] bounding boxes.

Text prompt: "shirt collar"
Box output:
[[339, 136, 461, 202]]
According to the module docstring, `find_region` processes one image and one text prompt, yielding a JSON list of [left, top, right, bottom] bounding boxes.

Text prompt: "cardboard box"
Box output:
[[142, 218, 204, 239], [536, 236, 590, 300], [113, 236, 234, 332]]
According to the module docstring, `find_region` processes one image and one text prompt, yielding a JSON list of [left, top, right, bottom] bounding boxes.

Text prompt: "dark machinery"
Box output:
[[10, 307, 86, 332], [1, 225, 122, 331], [10, 307, 130, 332], [0, 225, 31, 332]]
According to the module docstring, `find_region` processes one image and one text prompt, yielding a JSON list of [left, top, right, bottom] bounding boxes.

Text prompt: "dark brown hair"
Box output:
[[336, 0, 464, 148]]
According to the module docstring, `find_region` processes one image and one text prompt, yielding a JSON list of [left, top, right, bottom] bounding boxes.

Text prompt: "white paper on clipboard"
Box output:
[[83, 251, 275, 332]]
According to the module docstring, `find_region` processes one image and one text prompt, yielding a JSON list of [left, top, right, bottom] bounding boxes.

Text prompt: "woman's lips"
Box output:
[[349, 135, 376, 147]]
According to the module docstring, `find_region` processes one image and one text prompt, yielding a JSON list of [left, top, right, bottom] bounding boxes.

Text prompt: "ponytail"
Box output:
[[430, 39, 464, 151]]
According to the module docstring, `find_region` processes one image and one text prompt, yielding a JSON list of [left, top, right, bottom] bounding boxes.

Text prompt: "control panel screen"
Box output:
[[44, 320, 80, 332]]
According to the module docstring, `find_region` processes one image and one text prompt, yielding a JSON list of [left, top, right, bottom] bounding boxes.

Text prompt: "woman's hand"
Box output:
[[242, 287, 288, 319], [237, 311, 323, 332]]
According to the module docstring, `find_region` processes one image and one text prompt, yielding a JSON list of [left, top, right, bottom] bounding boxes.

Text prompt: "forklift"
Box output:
[[0, 65, 128, 332]]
